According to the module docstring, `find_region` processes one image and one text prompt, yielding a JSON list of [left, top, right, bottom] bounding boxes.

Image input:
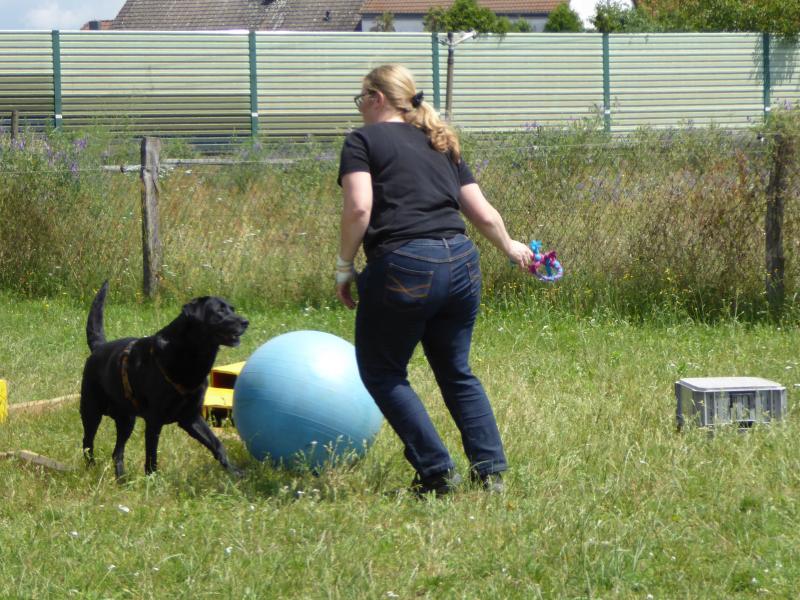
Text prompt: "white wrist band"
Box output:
[[335, 255, 356, 285], [336, 255, 354, 269]]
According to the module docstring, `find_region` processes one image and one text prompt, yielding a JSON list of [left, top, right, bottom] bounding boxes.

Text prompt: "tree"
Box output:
[[370, 12, 396, 32], [544, 3, 584, 32], [630, 0, 800, 38], [512, 18, 532, 33], [423, 0, 528, 33], [591, 0, 657, 33]]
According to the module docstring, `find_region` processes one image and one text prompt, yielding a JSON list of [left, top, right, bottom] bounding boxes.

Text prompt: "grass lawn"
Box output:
[[1, 293, 799, 598]]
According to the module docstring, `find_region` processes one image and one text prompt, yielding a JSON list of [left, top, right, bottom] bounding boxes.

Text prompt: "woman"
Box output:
[[336, 64, 533, 496]]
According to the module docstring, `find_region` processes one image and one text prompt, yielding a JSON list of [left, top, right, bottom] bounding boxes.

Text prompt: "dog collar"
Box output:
[[150, 342, 205, 396]]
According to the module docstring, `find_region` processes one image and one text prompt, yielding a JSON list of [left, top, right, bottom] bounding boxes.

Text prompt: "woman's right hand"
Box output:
[[336, 279, 357, 310], [459, 184, 535, 270], [335, 256, 358, 309], [507, 240, 534, 270]]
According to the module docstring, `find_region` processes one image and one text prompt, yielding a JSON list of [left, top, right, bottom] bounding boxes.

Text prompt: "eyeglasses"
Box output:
[[354, 91, 374, 109]]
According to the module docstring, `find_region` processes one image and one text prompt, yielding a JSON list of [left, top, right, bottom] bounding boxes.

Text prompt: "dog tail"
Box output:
[[86, 280, 109, 352]]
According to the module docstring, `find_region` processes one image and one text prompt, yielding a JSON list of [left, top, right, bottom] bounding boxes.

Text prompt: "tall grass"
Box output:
[[4, 114, 800, 597], [1, 113, 799, 319]]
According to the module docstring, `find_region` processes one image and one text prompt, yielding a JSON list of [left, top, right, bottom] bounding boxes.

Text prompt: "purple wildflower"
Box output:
[[473, 158, 490, 178]]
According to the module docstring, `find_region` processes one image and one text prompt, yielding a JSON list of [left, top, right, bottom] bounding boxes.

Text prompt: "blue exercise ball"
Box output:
[[233, 330, 383, 469]]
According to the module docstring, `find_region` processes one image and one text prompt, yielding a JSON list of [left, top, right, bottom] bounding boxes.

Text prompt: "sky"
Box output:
[[0, 0, 127, 29], [0, 0, 630, 30]]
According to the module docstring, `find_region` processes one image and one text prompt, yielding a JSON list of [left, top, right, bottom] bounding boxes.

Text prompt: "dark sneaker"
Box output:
[[411, 470, 463, 497], [472, 471, 505, 493]]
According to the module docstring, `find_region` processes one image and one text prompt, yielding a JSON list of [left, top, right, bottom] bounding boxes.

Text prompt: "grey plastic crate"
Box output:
[[675, 377, 787, 431]]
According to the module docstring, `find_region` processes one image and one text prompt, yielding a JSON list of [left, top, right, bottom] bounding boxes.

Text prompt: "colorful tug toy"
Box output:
[[527, 240, 563, 282]]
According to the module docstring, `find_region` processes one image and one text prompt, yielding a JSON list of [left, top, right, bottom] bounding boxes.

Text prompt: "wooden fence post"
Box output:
[[140, 137, 161, 298], [10, 110, 18, 140], [765, 132, 788, 319]]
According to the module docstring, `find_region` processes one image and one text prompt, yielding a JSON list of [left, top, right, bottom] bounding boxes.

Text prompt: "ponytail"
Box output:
[[404, 100, 461, 164], [363, 64, 462, 163]]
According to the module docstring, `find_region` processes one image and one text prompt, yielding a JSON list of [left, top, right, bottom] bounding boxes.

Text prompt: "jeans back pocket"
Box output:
[[466, 254, 482, 297], [384, 263, 434, 312]]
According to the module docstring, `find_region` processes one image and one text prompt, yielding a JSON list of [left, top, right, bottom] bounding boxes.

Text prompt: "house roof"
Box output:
[[81, 19, 115, 30], [112, 0, 269, 30], [111, 0, 364, 31], [359, 0, 560, 14], [260, 0, 365, 30]]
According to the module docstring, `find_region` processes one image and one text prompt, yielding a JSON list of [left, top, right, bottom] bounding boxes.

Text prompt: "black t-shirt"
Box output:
[[338, 121, 475, 261]]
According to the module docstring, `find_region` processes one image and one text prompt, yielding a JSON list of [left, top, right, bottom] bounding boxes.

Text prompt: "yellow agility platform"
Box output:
[[0, 379, 7, 423], [203, 362, 245, 424]]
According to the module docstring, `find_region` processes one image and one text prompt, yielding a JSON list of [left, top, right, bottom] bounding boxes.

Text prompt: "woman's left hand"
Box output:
[[507, 240, 535, 270]]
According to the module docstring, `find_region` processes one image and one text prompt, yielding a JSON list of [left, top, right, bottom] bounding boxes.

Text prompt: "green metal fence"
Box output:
[[59, 31, 252, 140], [254, 32, 435, 137], [0, 31, 797, 148], [609, 33, 763, 130], [0, 32, 53, 130], [772, 36, 800, 113], [439, 33, 605, 130]]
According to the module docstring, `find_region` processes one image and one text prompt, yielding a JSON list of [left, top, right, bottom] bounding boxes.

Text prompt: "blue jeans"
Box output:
[[355, 234, 507, 480]]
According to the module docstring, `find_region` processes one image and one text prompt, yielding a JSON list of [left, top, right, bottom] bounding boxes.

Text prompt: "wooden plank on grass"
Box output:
[[8, 394, 79, 416], [0, 450, 73, 472]]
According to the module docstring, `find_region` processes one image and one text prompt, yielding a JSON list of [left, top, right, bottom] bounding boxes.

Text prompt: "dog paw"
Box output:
[[227, 465, 245, 478]]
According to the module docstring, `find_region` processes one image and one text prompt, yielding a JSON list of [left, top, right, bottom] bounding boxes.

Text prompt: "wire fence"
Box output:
[[0, 123, 798, 320]]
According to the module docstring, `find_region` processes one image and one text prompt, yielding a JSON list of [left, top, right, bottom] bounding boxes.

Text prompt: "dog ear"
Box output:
[[182, 297, 210, 320]]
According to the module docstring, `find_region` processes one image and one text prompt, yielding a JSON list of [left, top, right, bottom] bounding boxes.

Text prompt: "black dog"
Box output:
[[80, 281, 249, 478]]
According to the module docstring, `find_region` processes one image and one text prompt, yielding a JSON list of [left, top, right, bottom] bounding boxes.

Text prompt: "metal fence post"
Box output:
[[431, 32, 441, 112], [763, 32, 771, 122], [51, 30, 62, 130], [249, 30, 259, 138], [602, 32, 611, 133]]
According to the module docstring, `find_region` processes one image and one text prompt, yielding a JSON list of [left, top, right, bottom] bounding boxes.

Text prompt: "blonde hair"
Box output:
[[364, 64, 461, 163]]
